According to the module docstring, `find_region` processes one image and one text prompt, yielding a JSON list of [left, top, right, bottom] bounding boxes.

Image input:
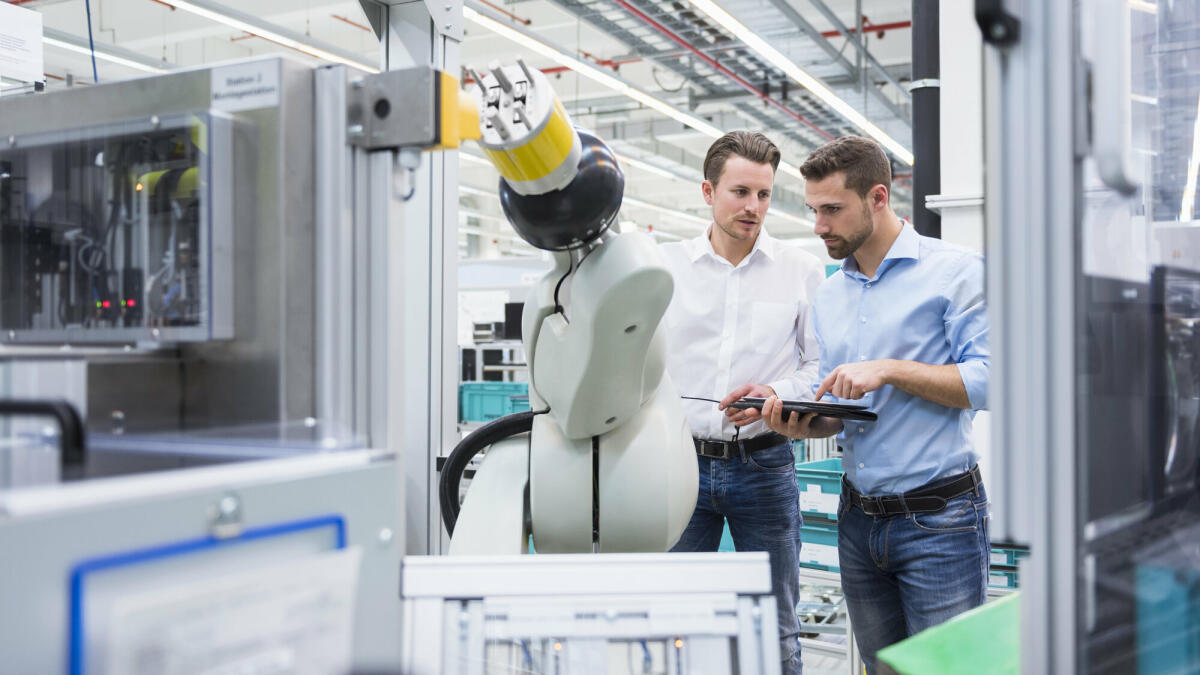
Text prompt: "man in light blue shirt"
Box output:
[[762, 136, 990, 674]]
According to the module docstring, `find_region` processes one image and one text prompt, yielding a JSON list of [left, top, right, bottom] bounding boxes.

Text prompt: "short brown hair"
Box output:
[[703, 131, 781, 185], [799, 136, 891, 198]]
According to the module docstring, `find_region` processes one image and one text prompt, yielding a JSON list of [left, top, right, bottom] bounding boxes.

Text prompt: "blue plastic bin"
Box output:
[[799, 519, 840, 572], [459, 382, 530, 422], [796, 458, 844, 521]]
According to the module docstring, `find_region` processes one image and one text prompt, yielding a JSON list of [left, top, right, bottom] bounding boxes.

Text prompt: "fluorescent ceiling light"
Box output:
[[1180, 92, 1200, 222], [43, 29, 168, 74], [777, 162, 805, 181], [622, 195, 709, 228], [1129, 1, 1157, 14], [165, 0, 379, 73], [684, 0, 914, 165], [460, 152, 495, 167], [459, 184, 494, 197], [615, 154, 686, 181]]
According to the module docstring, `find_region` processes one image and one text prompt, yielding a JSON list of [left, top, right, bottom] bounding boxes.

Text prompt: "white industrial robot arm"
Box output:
[[441, 61, 698, 554]]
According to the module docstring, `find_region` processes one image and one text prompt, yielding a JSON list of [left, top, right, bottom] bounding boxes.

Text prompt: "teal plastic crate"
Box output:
[[988, 570, 1018, 589], [989, 546, 1030, 568], [796, 458, 843, 522], [459, 382, 530, 422], [799, 519, 840, 572]]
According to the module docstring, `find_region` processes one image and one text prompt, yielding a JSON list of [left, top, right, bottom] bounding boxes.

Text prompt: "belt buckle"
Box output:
[[859, 495, 884, 516], [698, 440, 730, 460]]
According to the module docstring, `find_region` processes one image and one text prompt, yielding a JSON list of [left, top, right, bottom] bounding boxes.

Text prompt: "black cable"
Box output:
[[439, 408, 550, 536], [83, 0, 99, 83], [552, 256, 573, 319], [650, 67, 686, 93], [683, 395, 745, 444]]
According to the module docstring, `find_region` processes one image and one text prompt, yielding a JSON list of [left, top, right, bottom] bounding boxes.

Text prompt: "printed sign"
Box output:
[[0, 3, 43, 84], [211, 60, 280, 112]]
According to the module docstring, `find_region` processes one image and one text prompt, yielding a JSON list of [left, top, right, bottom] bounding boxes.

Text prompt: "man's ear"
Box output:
[[871, 184, 889, 211], [701, 180, 715, 206]]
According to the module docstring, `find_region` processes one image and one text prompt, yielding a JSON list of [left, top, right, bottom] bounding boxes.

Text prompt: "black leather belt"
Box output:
[[846, 465, 983, 516], [693, 433, 788, 460]]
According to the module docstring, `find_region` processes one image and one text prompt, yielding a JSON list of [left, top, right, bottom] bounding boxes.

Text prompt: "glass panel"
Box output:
[[0, 113, 226, 343], [1077, 2, 1200, 673], [0, 416, 59, 489]]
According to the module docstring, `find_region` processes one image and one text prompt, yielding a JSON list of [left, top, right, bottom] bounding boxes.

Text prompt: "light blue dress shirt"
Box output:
[[812, 225, 989, 496]]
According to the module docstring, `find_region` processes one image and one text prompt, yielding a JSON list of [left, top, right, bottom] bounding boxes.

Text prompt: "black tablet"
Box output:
[[728, 397, 878, 422]]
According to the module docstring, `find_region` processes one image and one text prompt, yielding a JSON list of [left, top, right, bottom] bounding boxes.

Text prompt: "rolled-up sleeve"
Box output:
[[944, 255, 989, 410]]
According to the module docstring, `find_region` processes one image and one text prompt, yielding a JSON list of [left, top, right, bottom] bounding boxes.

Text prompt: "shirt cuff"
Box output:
[[956, 360, 988, 410], [767, 379, 801, 401]]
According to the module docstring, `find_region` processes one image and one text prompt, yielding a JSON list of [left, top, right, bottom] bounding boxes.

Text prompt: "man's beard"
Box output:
[[823, 207, 872, 260]]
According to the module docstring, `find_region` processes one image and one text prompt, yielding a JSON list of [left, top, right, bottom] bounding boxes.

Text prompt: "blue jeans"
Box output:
[[837, 475, 990, 675], [670, 441, 803, 675]]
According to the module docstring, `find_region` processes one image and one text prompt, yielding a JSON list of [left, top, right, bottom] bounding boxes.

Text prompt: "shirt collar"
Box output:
[[885, 222, 921, 262], [687, 225, 777, 263], [840, 221, 919, 277]]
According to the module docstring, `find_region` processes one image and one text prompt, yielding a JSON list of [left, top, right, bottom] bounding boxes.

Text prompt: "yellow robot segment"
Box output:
[[434, 70, 482, 151], [472, 60, 582, 196]]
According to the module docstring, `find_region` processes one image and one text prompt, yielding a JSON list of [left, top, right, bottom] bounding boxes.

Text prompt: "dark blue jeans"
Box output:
[[837, 476, 990, 674], [670, 441, 803, 675]]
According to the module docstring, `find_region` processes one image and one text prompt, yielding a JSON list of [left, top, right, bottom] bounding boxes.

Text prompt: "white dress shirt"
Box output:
[[660, 227, 824, 440]]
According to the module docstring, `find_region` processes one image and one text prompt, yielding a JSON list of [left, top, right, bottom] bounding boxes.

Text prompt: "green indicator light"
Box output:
[[95, 301, 101, 308]]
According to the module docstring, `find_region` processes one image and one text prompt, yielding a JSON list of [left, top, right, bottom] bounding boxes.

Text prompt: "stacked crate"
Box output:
[[458, 382, 531, 422]]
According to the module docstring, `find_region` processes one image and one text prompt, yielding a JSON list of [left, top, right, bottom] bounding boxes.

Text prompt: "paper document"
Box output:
[[104, 547, 363, 675]]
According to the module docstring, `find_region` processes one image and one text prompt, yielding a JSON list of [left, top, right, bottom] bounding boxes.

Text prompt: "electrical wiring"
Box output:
[[83, 0, 99, 83]]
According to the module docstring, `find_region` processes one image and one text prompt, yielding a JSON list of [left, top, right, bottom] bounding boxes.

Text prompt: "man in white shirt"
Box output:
[[660, 131, 824, 675]]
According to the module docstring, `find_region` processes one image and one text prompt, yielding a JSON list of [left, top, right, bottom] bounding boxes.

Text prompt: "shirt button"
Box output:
[[865, 283, 871, 288], [857, 462, 865, 469], [860, 317, 867, 323], [858, 427, 865, 433], [859, 355, 865, 361]]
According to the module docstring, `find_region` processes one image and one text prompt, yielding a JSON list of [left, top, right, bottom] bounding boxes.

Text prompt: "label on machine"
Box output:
[[211, 61, 281, 112]]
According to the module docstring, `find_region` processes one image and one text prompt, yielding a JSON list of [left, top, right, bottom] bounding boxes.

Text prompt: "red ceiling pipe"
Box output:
[[579, 50, 641, 71], [465, 54, 640, 85], [477, 0, 532, 25], [609, 0, 834, 140], [332, 14, 373, 33], [821, 19, 911, 39]]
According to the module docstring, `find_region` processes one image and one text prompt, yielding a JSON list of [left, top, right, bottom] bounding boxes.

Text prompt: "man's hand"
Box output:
[[762, 396, 841, 439], [719, 383, 776, 427], [815, 360, 894, 401]]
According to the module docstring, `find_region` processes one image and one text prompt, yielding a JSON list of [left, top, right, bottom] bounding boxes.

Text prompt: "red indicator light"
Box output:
[[127, 299, 137, 307], [101, 300, 111, 308]]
